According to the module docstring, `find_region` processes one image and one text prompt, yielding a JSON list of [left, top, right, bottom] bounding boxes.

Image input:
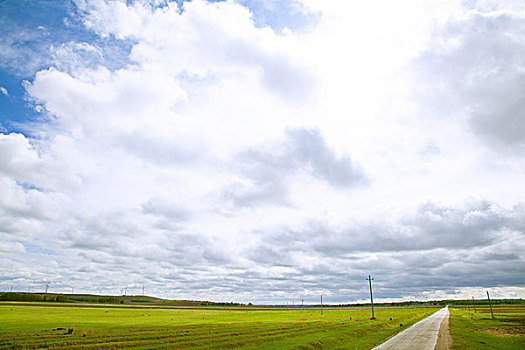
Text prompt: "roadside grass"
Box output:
[[0, 303, 437, 349], [450, 306, 525, 349]]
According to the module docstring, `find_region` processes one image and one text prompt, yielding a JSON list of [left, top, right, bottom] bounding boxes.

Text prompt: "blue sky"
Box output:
[[0, 0, 315, 134], [0, 0, 132, 133], [1, 0, 524, 303]]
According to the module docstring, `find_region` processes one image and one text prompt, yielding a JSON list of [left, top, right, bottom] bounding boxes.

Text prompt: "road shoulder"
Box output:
[[435, 308, 452, 350]]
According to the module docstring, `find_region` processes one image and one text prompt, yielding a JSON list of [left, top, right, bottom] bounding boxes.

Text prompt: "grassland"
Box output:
[[0, 303, 437, 349], [450, 305, 525, 349]]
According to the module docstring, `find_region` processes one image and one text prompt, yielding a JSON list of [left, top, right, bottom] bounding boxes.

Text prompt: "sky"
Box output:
[[0, 0, 524, 304]]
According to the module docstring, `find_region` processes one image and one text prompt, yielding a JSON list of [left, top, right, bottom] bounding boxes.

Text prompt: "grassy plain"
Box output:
[[450, 305, 525, 349], [0, 303, 437, 349]]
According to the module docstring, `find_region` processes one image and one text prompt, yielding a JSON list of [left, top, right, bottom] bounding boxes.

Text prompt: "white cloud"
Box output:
[[0, 87, 8, 96], [1, 0, 524, 302], [413, 8, 525, 150], [222, 127, 367, 207], [51, 42, 105, 75], [0, 25, 52, 76], [0, 240, 25, 254], [0, 133, 58, 190]]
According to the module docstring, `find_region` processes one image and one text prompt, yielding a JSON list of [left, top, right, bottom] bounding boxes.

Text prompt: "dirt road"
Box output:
[[372, 306, 449, 350]]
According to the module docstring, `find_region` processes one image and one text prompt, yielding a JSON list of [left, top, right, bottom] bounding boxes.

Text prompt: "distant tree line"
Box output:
[[0, 292, 250, 307], [1, 292, 521, 307], [199, 301, 247, 307], [335, 298, 524, 308], [0, 292, 71, 302], [0, 292, 119, 304]]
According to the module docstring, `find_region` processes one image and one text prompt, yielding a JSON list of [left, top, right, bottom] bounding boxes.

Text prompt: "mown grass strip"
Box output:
[[7, 322, 332, 349], [0, 304, 438, 349], [7, 317, 422, 350], [1, 320, 387, 349]]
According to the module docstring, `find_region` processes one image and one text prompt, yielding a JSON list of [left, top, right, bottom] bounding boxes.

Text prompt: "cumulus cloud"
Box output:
[[75, 0, 315, 100], [239, 201, 524, 301], [51, 42, 105, 75], [25, 67, 187, 137], [0, 241, 25, 254], [0, 0, 130, 77], [250, 201, 523, 259], [1, 0, 524, 303], [0, 133, 42, 181], [142, 197, 190, 221], [413, 9, 525, 149], [224, 128, 367, 207]]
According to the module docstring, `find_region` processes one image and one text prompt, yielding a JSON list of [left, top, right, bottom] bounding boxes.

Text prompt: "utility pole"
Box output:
[[320, 295, 323, 315], [486, 291, 495, 319], [71, 287, 74, 294], [143, 285, 145, 296], [45, 283, 49, 294], [472, 296, 476, 313], [366, 275, 375, 320]]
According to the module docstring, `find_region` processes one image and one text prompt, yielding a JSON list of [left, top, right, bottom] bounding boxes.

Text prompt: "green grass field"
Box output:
[[0, 303, 437, 349], [450, 305, 525, 349]]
